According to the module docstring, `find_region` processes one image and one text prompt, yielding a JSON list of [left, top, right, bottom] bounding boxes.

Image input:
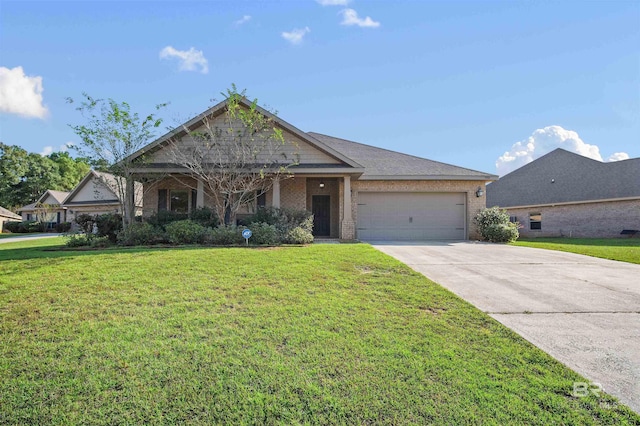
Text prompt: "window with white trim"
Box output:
[[529, 213, 542, 230]]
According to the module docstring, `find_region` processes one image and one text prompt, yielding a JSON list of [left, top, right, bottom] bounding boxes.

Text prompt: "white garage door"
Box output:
[[357, 192, 466, 241]]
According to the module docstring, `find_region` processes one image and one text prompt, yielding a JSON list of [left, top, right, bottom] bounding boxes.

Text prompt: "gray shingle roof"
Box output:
[[0, 206, 20, 220], [486, 148, 640, 207], [308, 132, 497, 180]]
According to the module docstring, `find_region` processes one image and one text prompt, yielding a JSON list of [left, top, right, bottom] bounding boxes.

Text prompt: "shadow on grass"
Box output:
[[0, 242, 302, 263], [0, 245, 177, 262]]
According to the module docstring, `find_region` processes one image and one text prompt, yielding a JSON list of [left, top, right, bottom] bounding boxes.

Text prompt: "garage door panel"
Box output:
[[357, 192, 466, 241]]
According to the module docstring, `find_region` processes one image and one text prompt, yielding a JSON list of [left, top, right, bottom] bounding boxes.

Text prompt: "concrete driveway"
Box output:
[[373, 241, 640, 413], [0, 233, 62, 244]]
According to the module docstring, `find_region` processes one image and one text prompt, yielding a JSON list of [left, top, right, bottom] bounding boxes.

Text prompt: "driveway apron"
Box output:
[[372, 241, 640, 413]]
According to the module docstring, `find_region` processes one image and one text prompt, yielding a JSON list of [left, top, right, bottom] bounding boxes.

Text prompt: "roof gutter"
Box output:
[[496, 196, 640, 209], [359, 174, 498, 181]]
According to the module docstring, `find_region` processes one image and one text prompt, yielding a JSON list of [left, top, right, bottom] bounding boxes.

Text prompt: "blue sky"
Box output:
[[1, 0, 638, 175]]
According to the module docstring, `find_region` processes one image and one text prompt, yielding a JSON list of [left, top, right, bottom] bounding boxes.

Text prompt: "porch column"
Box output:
[[343, 175, 352, 221], [272, 178, 281, 208], [196, 179, 204, 208], [341, 175, 355, 239]]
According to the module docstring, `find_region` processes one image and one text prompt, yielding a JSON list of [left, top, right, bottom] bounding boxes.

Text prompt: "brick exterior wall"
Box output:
[[506, 199, 640, 238], [142, 174, 489, 240], [143, 176, 201, 216], [280, 177, 307, 210], [351, 180, 488, 240]]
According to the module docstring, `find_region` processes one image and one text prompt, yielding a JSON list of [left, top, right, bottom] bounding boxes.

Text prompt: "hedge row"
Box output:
[[66, 207, 314, 247], [3, 221, 71, 233]]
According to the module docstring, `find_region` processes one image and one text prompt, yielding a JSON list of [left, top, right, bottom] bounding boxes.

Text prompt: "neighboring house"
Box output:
[[126, 97, 497, 241], [19, 190, 69, 227], [486, 148, 640, 238], [0, 206, 21, 232], [62, 170, 143, 224]]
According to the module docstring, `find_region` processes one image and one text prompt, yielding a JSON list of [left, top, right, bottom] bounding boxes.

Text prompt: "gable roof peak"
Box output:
[[125, 96, 362, 169]]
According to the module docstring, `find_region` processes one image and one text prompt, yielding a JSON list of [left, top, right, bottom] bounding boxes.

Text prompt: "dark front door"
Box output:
[[312, 195, 331, 237]]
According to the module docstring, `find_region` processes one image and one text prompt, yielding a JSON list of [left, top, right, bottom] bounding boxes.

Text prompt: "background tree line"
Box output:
[[0, 143, 95, 210]]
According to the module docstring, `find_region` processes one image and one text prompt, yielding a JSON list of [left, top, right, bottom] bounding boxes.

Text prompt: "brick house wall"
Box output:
[[144, 176, 203, 216], [280, 177, 307, 211], [142, 175, 489, 240], [506, 199, 640, 238]]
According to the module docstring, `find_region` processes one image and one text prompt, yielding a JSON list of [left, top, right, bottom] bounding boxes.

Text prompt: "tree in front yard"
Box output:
[[167, 86, 300, 225], [34, 202, 58, 232], [67, 94, 166, 228]]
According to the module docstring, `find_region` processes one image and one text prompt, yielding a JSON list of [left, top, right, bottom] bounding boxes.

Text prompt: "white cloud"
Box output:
[[317, 0, 350, 5], [159, 46, 209, 74], [40, 143, 71, 156], [234, 15, 251, 25], [281, 27, 310, 45], [495, 125, 630, 176], [607, 152, 630, 162], [340, 8, 380, 28], [0, 66, 48, 119]]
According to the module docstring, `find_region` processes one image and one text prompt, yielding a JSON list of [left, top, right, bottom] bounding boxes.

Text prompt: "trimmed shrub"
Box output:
[[189, 207, 219, 228], [284, 226, 314, 244], [147, 210, 188, 228], [165, 220, 206, 245], [25, 221, 43, 233], [55, 222, 72, 233], [475, 207, 519, 243], [65, 233, 92, 247], [247, 222, 279, 245], [483, 223, 519, 243], [8, 221, 43, 233], [90, 236, 112, 248], [95, 213, 123, 243], [204, 225, 244, 246], [3, 221, 22, 233], [75, 214, 97, 235], [246, 207, 314, 242], [117, 222, 165, 246]]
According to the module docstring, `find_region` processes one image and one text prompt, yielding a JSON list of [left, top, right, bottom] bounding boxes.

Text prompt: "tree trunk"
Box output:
[[125, 177, 135, 228]]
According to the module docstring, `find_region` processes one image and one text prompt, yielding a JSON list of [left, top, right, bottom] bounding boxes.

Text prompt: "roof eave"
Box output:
[[358, 174, 498, 181], [130, 166, 366, 175], [494, 195, 640, 209]]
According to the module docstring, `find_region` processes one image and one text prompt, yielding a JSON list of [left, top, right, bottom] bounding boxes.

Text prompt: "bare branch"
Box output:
[[166, 88, 299, 224]]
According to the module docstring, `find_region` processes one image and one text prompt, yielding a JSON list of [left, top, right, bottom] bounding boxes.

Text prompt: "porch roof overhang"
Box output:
[[64, 200, 121, 206], [358, 174, 497, 181], [130, 163, 365, 176]]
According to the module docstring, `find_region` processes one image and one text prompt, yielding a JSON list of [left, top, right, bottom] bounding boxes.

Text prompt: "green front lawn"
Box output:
[[512, 238, 640, 264], [0, 240, 637, 424]]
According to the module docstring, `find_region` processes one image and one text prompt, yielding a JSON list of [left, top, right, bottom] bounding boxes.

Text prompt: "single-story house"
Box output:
[[63, 170, 143, 224], [486, 148, 640, 238], [19, 189, 69, 227], [127, 97, 497, 241], [0, 206, 21, 232]]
